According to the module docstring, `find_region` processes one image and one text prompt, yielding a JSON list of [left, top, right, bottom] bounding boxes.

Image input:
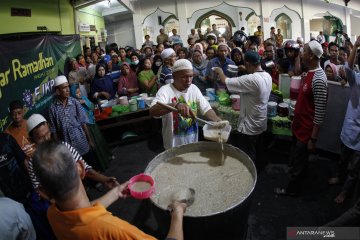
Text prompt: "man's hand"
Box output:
[[176, 103, 195, 118], [168, 201, 187, 216], [103, 176, 119, 189], [23, 144, 35, 159], [100, 92, 111, 99], [307, 139, 316, 153], [116, 181, 130, 199], [212, 67, 223, 75]]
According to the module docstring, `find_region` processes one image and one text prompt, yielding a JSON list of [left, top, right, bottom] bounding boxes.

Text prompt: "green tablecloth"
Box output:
[[214, 104, 292, 136]]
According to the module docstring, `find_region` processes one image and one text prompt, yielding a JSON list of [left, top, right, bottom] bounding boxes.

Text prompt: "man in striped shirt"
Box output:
[[275, 40, 328, 196], [26, 114, 118, 199]]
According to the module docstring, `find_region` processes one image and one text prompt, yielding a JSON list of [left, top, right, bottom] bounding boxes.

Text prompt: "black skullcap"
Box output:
[[244, 51, 261, 65]]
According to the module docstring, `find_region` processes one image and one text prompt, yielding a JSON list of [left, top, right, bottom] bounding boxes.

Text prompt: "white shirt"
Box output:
[[225, 71, 272, 135], [151, 84, 211, 149]]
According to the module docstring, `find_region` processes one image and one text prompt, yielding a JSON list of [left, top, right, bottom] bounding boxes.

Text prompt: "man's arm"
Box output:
[[82, 124, 95, 149], [204, 109, 221, 122], [91, 181, 129, 208], [166, 202, 187, 240], [85, 169, 119, 189], [294, 54, 302, 76], [150, 102, 177, 117], [348, 36, 360, 70]]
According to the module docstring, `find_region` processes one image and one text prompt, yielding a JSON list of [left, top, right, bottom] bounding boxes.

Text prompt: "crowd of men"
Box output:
[[1, 23, 360, 239]]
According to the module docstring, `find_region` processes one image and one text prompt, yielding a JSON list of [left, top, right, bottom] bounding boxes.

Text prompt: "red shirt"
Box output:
[[292, 72, 315, 143]]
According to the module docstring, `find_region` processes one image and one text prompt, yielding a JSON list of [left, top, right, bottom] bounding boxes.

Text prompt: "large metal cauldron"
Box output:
[[144, 142, 257, 240]]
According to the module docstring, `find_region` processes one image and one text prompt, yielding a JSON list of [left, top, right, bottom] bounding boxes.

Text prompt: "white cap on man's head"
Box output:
[[160, 48, 175, 60], [172, 59, 193, 73], [54, 75, 68, 87], [308, 40, 323, 59], [27, 114, 47, 133]]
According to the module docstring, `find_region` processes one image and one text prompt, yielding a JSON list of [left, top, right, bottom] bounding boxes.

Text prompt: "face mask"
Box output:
[[155, 61, 162, 67], [133, 60, 139, 65]]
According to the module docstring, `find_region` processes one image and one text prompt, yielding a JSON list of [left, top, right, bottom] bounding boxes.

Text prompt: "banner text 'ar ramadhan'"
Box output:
[[0, 52, 54, 99]]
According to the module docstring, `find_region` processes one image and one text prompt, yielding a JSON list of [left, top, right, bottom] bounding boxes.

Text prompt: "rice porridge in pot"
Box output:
[[149, 151, 254, 216]]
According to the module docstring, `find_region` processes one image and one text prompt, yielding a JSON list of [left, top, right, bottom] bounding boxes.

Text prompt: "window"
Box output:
[[276, 14, 292, 39]]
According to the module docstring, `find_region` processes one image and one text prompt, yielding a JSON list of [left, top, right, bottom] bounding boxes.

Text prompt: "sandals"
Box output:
[[274, 187, 297, 197]]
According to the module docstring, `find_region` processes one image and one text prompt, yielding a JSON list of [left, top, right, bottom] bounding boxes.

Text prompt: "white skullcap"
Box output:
[[161, 48, 175, 60], [308, 40, 323, 59], [217, 42, 230, 51], [54, 75, 68, 87], [172, 59, 193, 73], [297, 37, 304, 42], [27, 114, 47, 133]]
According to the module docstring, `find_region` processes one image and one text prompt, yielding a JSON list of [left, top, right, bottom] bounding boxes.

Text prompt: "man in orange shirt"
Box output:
[[5, 100, 34, 157], [32, 140, 187, 240]]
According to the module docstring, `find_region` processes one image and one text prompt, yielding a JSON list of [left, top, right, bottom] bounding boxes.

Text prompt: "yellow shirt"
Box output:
[[47, 202, 157, 240]]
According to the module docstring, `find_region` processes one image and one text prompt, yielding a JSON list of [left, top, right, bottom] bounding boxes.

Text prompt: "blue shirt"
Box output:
[[342, 63, 360, 151], [159, 65, 173, 87], [48, 97, 90, 156], [205, 57, 235, 89], [91, 75, 116, 100]]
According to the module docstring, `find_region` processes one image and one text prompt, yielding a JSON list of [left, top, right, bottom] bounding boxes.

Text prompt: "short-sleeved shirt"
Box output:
[[0, 197, 36, 240], [225, 71, 272, 135], [206, 57, 235, 89], [159, 65, 173, 88], [27, 142, 92, 190], [48, 97, 90, 156], [0, 133, 33, 203], [151, 84, 211, 149], [48, 202, 156, 240], [138, 70, 157, 95], [5, 119, 30, 149]]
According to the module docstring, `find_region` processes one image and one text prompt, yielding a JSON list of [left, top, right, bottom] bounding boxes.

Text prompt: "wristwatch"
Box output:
[[310, 137, 317, 143]]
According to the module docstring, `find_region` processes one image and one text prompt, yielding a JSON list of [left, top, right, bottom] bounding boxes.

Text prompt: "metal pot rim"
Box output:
[[145, 141, 257, 218]]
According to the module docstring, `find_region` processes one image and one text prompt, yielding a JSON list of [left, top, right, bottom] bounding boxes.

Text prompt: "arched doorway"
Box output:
[[275, 13, 292, 39], [246, 12, 261, 36], [310, 13, 343, 43], [195, 10, 235, 38]]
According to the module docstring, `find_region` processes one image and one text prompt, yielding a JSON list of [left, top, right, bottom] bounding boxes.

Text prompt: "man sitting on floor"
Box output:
[[32, 140, 187, 240]]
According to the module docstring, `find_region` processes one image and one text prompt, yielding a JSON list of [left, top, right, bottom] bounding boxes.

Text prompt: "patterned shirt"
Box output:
[[27, 142, 92, 189], [48, 97, 89, 156]]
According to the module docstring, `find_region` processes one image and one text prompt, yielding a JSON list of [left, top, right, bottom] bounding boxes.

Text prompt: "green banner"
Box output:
[[0, 34, 81, 131]]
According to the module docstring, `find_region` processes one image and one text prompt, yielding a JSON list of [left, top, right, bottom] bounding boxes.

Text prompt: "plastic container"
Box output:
[[290, 76, 302, 100], [145, 97, 154, 107], [203, 124, 232, 143], [230, 94, 240, 111], [267, 101, 278, 117], [137, 98, 146, 109], [129, 99, 137, 112], [277, 102, 289, 117], [279, 74, 291, 99], [206, 88, 216, 101], [119, 96, 129, 105], [128, 173, 155, 199], [102, 106, 113, 115]]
